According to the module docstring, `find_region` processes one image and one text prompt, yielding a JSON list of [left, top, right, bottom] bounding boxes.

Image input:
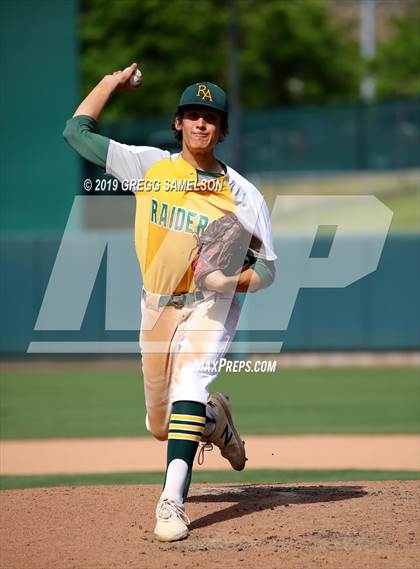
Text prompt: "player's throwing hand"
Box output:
[[110, 62, 142, 92]]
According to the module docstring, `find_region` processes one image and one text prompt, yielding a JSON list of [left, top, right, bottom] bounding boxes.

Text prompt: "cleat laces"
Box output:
[[157, 499, 190, 525], [197, 442, 214, 465]]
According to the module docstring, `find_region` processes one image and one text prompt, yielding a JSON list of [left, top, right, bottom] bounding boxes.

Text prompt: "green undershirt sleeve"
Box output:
[[250, 258, 276, 289], [63, 115, 109, 169]]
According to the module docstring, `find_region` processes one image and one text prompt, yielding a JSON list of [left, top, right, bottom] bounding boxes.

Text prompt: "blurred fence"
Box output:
[[241, 99, 420, 174], [100, 98, 420, 176]]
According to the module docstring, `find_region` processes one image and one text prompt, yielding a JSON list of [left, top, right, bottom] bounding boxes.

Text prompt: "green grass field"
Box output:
[[1, 367, 418, 439], [1, 469, 418, 491], [1, 365, 418, 490]]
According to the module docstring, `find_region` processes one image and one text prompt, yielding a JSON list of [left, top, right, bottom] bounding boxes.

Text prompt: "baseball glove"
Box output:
[[191, 212, 254, 288]]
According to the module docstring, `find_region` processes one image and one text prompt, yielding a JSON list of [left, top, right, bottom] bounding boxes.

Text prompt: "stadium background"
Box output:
[[0, 0, 419, 489]]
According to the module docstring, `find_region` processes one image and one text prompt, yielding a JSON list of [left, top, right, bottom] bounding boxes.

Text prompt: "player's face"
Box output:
[[177, 107, 222, 153]]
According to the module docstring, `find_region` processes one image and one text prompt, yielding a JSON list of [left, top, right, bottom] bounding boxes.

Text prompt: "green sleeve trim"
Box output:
[[251, 258, 276, 289], [196, 169, 224, 178], [63, 115, 109, 169]]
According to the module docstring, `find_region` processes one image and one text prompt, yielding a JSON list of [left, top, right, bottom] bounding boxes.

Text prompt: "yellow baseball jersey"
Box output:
[[106, 143, 276, 294]]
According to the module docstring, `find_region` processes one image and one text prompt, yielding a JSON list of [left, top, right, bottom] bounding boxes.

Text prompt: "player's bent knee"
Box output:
[[151, 429, 168, 441], [145, 413, 169, 441]]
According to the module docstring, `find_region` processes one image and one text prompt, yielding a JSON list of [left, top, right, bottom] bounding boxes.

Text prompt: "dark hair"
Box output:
[[171, 107, 229, 145]]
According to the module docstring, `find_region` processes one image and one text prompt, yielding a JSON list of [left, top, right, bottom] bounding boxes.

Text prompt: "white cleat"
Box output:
[[154, 498, 190, 542], [201, 392, 247, 471]]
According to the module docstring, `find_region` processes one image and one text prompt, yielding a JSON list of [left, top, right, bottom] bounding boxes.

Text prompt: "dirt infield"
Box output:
[[1, 481, 418, 569], [2, 434, 419, 475]]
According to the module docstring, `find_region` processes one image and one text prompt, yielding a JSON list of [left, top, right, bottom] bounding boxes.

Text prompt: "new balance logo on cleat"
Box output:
[[221, 424, 233, 447], [200, 393, 247, 471]]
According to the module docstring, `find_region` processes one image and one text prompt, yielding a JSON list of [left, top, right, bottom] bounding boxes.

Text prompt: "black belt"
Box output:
[[158, 291, 204, 308]]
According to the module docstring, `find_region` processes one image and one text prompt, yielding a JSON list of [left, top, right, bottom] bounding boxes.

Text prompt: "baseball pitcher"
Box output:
[[63, 63, 276, 542]]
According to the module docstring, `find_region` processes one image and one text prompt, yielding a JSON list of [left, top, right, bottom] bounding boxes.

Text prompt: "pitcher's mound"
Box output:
[[2, 481, 418, 568]]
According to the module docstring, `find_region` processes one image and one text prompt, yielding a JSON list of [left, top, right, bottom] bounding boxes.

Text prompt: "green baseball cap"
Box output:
[[178, 82, 228, 115]]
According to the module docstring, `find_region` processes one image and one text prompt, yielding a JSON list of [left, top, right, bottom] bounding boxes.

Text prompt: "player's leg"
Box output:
[[171, 293, 246, 471], [154, 399, 206, 541], [153, 292, 230, 541], [144, 292, 243, 541], [141, 293, 210, 540], [140, 296, 182, 441], [161, 400, 206, 500], [140, 297, 196, 541], [152, 319, 208, 541]]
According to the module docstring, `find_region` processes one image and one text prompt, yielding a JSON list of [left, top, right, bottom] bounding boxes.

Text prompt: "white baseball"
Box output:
[[129, 68, 143, 88]]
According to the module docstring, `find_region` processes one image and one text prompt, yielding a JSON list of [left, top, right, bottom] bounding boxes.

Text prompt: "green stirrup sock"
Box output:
[[162, 400, 206, 502]]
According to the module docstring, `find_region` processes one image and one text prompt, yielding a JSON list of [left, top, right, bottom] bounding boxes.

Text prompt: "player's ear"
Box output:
[[174, 115, 183, 132]]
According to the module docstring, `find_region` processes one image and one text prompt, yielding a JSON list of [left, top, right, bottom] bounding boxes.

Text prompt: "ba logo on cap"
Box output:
[[196, 84, 213, 102]]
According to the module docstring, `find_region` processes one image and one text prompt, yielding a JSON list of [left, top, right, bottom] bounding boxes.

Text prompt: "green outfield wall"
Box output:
[[0, 233, 418, 353], [1, 1, 419, 354], [0, 0, 79, 232]]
